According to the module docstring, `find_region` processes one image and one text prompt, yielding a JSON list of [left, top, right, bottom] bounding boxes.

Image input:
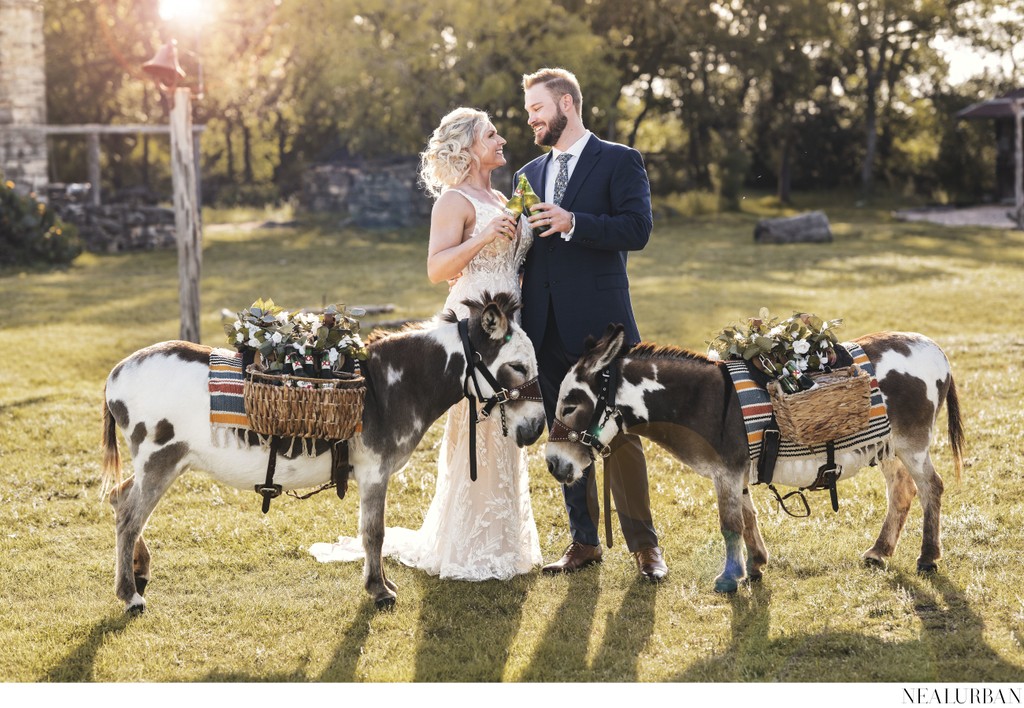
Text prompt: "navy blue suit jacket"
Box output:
[[514, 135, 652, 357]]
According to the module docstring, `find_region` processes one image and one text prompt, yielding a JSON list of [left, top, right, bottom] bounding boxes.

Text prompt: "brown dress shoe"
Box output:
[[542, 541, 603, 574], [634, 546, 668, 582]]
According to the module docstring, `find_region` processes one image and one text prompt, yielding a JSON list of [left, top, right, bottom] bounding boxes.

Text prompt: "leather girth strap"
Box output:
[[256, 436, 284, 514], [332, 439, 351, 499]]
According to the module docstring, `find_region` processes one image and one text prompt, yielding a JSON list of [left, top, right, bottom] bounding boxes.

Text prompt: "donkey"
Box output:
[[545, 325, 964, 593], [101, 292, 545, 613]]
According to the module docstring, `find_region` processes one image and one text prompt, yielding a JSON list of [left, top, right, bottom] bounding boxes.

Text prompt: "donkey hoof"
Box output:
[[125, 593, 146, 615], [714, 576, 739, 594], [917, 560, 939, 574], [135, 577, 149, 596], [374, 595, 397, 611], [746, 570, 763, 583], [863, 555, 887, 570]]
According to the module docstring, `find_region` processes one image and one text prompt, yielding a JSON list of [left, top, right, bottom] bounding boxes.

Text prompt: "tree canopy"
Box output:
[[40, 0, 1022, 205]]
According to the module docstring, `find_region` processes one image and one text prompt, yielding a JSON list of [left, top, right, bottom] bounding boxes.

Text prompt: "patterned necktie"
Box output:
[[552, 153, 572, 206]]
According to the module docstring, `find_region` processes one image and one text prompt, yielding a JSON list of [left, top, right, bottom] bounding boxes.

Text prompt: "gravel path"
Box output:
[[892, 205, 1023, 229]]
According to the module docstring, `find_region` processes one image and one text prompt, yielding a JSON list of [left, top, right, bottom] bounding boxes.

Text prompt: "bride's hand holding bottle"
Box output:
[[480, 212, 517, 244]]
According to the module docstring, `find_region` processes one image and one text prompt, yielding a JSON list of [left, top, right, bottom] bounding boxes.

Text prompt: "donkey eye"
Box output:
[[509, 363, 528, 375], [561, 405, 577, 417]]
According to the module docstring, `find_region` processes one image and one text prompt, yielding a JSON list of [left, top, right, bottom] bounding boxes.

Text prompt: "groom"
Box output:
[[514, 67, 667, 581]]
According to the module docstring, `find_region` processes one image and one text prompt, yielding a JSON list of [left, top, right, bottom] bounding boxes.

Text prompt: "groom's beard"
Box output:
[[536, 107, 569, 147]]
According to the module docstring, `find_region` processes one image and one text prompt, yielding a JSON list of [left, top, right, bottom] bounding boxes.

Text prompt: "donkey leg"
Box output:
[[712, 474, 747, 593], [863, 458, 917, 568], [740, 488, 768, 581], [110, 443, 190, 613], [358, 481, 397, 609], [905, 451, 944, 573]]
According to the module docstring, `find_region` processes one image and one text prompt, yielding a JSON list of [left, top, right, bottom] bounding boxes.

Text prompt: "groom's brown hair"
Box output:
[[523, 68, 583, 118]]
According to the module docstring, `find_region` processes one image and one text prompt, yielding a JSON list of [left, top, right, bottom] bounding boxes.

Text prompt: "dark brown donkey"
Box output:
[[101, 293, 545, 612], [545, 325, 964, 593]]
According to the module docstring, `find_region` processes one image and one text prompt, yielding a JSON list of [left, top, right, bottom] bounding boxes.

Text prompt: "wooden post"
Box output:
[[87, 132, 101, 206], [169, 87, 202, 343], [1014, 99, 1023, 231]]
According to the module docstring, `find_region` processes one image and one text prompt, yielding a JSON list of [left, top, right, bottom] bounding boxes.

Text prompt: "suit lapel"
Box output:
[[559, 135, 601, 210], [524, 152, 551, 200]]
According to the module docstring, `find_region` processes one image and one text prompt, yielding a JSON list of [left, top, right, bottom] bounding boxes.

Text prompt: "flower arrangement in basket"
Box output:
[[708, 308, 871, 445], [224, 298, 369, 440]]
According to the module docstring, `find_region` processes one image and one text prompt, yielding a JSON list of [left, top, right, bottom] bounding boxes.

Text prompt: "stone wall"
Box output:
[[301, 157, 433, 227], [0, 0, 48, 193], [45, 184, 177, 253]]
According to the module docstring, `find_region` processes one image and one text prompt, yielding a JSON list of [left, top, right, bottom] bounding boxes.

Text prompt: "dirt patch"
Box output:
[[892, 205, 1022, 229]]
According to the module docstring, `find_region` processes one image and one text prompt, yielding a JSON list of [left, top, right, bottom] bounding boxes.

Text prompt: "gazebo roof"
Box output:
[[956, 88, 1024, 120]]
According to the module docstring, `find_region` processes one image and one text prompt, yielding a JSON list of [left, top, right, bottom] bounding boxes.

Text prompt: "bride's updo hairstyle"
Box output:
[[420, 107, 490, 198]]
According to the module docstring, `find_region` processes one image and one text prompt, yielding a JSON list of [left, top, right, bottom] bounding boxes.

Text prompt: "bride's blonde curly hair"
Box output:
[[419, 107, 490, 198]]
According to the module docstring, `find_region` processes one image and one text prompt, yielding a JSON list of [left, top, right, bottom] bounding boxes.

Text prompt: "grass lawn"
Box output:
[[1, 196, 1022, 686]]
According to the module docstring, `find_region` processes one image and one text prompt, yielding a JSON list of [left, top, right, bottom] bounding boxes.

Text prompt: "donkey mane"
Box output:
[[364, 319, 438, 345], [439, 291, 521, 324], [628, 341, 711, 363]]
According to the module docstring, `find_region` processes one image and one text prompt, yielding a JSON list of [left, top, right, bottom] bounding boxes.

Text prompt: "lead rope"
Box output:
[[457, 318, 481, 482]]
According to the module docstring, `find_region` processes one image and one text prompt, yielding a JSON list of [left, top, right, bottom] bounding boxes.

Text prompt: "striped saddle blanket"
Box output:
[[209, 348, 249, 430], [724, 343, 891, 461]]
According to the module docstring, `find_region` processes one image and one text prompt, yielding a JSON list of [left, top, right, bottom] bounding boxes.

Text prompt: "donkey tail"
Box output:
[[945, 375, 965, 482], [101, 386, 123, 499]]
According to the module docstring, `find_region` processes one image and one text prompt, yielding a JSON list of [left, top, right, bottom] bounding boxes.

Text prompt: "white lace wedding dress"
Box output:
[[309, 188, 542, 580]]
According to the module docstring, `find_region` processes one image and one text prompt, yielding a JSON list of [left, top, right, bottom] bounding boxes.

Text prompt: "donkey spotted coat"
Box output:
[[545, 326, 964, 593], [101, 293, 545, 612]]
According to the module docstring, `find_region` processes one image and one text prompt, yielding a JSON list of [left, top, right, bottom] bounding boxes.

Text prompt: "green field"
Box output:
[[1, 197, 1022, 684]]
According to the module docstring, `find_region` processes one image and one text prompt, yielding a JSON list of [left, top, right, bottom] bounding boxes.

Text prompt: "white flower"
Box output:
[[328, 348, 340, 363], [247, 337, 259, 348], [271, 332, 283, 344], [796, 358, 809, 371], [233, 320, 243, 331], [235, 332, 244, 343], [769, 325, 785, 337], [706, 348, 721, 361], [820, 340, 831, 350], [792, 339, 811, 355]]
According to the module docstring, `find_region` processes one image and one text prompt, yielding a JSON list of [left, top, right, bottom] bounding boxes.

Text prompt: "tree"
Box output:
[[830, 0, 970, 196]]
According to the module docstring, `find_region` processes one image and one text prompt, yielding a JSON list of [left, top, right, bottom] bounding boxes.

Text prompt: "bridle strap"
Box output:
[[546, 362, 623, 548], [457, 318, 542, 483]]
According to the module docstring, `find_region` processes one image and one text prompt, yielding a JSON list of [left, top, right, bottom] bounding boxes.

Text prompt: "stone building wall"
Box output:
[[46, 185, 177, 253], [301, 157, 433, 227], [0, 0, 48, 193]]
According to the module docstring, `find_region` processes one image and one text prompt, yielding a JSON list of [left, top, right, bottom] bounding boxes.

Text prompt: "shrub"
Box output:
[[0, 178, 82, 267]]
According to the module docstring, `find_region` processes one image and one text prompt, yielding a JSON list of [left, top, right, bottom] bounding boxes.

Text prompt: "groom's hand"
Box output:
[[528, 203, 573, 238]]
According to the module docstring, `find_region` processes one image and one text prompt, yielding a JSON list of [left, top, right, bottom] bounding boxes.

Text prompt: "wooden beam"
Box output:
[[0, 124, 205, 136], [1015, 99, 1023, 231], [169, 89, 202, 343], [86, 132, 101, 206]]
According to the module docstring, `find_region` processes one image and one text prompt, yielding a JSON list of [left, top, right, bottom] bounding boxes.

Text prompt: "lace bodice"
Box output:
[[446, 189, 533, 316]]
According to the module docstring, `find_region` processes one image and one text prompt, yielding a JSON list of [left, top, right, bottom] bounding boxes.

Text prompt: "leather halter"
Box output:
[[546, 361, 624, 548], [457, 318, 543, 481], [548, 363, 623, 461]]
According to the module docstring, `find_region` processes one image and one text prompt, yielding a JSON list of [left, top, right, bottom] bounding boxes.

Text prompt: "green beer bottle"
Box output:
[[513, 174, 544, 236], [504, 188, 524, 219]]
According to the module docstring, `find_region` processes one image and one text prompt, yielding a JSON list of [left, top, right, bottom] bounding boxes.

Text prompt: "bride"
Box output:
[[310, 107, 542, 580]]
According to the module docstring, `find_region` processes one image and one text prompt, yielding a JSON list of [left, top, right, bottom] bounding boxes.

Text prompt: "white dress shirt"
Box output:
[[544, 130, 592, 240]]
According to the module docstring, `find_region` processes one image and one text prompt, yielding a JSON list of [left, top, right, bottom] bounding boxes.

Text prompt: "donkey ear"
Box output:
[[583, 324, 626, 374], [480, 302, 510, 341]]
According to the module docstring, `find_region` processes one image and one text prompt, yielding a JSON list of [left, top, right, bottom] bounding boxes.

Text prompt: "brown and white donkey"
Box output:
[[101, 293, 545, 612], [545, 325, 964, 593]]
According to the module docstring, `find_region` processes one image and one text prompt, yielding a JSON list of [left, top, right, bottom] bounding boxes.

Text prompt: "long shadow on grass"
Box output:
[[199, 600, 379, 682], [40, 613, 134, 681], [411, 572, 538, 681], [671, 571, 1022, 682], [517, 572, 657, 681]]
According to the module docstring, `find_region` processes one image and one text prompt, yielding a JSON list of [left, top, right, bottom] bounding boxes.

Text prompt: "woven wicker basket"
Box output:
[[244, 366, 365, 440], [767, 366, 872, 446]]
